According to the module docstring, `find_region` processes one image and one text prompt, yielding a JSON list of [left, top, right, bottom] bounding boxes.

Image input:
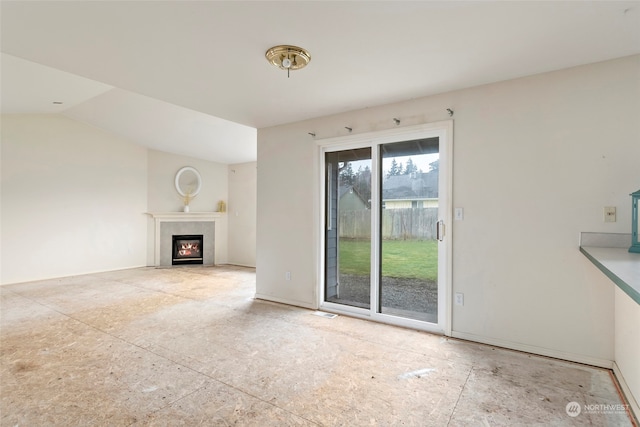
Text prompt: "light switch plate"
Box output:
[[455, 293, 464, 306], [604, 206, 616, 223], [454, 208, 464, 221]]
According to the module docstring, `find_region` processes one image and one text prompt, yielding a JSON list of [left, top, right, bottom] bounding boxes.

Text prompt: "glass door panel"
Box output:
[[379, 138, 439, 322], [325, 148, 372, 309]]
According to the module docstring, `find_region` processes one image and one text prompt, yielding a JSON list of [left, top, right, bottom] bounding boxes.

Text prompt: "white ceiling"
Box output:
[[1, 53, 257, 164], [2, 1, 639, 163]]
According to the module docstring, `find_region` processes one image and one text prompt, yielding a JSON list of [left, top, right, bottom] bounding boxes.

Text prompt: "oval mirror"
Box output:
[[175, 166, 202, 198]]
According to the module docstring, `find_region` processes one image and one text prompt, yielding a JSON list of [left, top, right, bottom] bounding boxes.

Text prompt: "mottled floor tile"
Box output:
[[134, 380, 316, 426], [1, 266, 635, 426], [0, 289, 64, 330], [449, 367, 632, 427], [1, 315, 209, 426]]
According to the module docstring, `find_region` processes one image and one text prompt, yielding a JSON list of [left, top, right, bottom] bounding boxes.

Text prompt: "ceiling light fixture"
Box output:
[[265, 45, 311, 78]]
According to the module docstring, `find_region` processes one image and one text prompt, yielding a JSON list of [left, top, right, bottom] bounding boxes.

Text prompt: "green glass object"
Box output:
[[630, 189, 640, 253]]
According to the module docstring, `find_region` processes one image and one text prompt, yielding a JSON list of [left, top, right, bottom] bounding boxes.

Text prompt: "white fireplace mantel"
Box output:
[[147, 212, 225, 221], [146, 212, 227, 266]]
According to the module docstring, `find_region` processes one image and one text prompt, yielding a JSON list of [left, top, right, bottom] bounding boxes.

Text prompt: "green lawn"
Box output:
[[339, 239, 438, 282]]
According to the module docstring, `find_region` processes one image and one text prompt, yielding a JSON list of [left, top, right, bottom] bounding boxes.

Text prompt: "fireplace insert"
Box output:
[[172, 235, 204, 265]]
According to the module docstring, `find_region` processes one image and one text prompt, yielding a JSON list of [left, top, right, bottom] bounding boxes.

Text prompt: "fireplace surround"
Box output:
[[147, 212, 225, 267]]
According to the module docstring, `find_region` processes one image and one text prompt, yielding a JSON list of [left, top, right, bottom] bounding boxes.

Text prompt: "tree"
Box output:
[[403, 158, 418, 175], [354, 165, 371, 208], [339, 161, 355, 185], [428, 159, 439, 173], [387, 159, 403, 178]]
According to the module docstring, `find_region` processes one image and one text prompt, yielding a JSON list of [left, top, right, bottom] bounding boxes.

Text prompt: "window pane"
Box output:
[[325, 148, 372, 309], [379, 138, 439, 322]]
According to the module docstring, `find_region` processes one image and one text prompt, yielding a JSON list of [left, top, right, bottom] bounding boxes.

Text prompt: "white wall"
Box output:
[[147, 149, 228, 213], [228, 162, 256, 267], [1, 114, 148, 284], [257, 55, 640, 365], [257, 120, 319, 308], [146, 149, 229, 265], [1, 118, 248, 280]]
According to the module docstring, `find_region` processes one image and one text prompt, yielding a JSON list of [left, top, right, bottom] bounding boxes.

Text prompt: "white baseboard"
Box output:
[[254, 293, 317, 310], [451, 331, 614, 369], [613, 362, 640, 422], [222, 262, 256, 268]]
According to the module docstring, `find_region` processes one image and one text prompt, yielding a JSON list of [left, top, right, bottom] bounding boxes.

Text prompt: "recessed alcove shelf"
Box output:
[[146, 212, 226, 266]]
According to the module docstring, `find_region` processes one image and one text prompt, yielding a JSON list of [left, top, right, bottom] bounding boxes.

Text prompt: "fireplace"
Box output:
[[149, 213, 219, 266], [172, 235, 204, 265]]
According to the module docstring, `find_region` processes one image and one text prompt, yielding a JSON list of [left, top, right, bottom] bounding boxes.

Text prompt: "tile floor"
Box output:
[[0, 266, 635, 426]]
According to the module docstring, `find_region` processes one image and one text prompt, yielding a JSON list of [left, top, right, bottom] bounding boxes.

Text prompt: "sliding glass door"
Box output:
[[321, 123, 450, 332], [379, 138, 440, 323], [325, 148, 372, 309]]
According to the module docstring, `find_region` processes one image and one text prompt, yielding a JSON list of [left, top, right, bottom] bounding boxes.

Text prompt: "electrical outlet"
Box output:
[[455, 293, 464, 306], [285, 271, 291, 281], [604, 206, 616, 223]]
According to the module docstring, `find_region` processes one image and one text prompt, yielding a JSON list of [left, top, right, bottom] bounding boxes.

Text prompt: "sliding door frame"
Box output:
[[317, 121, 453, 335]]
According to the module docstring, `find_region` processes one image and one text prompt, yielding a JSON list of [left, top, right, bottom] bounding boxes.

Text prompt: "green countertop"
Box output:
[[580, 246, 640, 305]]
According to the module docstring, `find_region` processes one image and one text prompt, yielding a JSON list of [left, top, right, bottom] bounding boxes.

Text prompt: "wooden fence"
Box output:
[[339, 208, 438, 240]]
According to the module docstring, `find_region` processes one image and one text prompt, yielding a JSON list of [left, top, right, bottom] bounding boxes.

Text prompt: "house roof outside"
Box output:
[[339, 185, 369, 207], [382, 172, 438, 201]]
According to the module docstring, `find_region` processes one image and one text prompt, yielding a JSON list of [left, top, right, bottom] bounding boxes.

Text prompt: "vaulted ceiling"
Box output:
[[2, 1, 639, 163]]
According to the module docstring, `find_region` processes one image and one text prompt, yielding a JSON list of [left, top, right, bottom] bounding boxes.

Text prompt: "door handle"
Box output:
[[436, 220, 445, 242]]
